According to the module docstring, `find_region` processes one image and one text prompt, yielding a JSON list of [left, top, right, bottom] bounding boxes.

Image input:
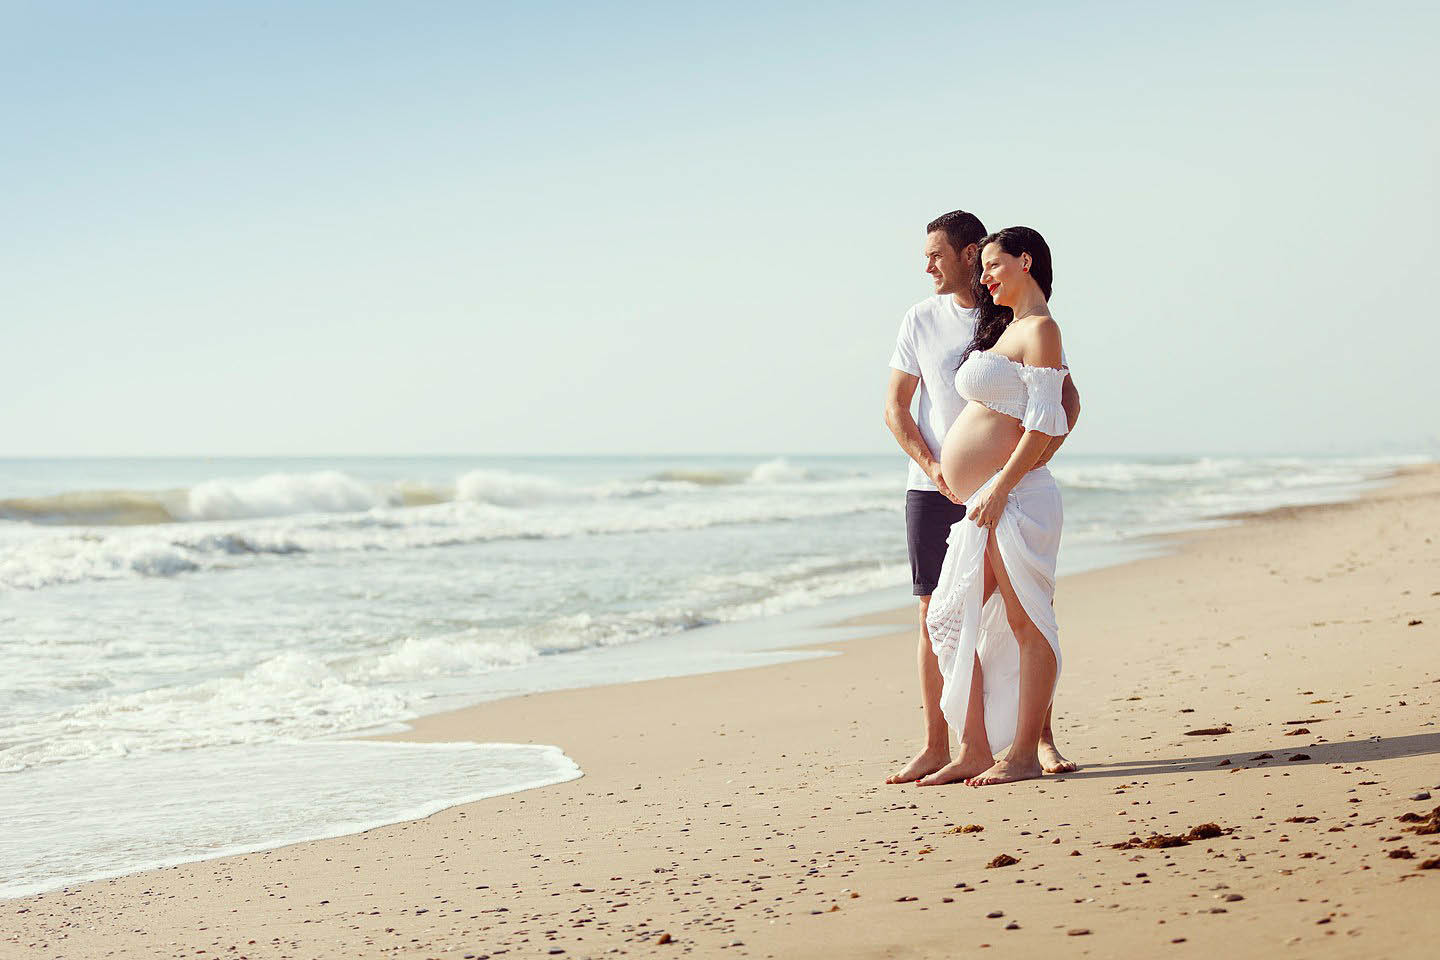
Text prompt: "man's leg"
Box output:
[[885, 595, 951, 783], [917, 652, 997, 785], [916, 561, 998, 786], [886, 490, 960, 784]]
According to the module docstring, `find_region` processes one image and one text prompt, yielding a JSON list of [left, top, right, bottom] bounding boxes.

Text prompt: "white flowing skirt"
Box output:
[[925, 467, 1063, 757]]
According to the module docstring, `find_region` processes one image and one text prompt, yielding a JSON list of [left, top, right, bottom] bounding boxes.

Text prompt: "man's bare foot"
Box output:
[[965, 755, 1044, 787], [916, 745, 996, 786], [885, 746, 950, 784], [1039, 740, 1077, 774]]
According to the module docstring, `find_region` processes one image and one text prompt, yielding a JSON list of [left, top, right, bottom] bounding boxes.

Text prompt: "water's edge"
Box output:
[[4, 465, 1419, 902]]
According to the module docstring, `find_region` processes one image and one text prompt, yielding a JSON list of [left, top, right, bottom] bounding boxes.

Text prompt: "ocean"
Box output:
[[0, 452, 1424, 898]]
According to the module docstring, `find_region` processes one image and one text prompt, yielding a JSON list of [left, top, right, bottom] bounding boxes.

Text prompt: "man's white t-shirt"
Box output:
[[888, 295, 979, 492]]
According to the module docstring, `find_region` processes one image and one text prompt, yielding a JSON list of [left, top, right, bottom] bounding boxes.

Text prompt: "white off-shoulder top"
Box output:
[[954, 351, 1070, 436]]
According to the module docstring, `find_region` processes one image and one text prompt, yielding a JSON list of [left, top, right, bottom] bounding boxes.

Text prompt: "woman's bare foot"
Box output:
[[916, 745, 996, 786], [1038, 739, 1077, 774], [965, 755, 1044, 787], [885, 745, 950, 784]]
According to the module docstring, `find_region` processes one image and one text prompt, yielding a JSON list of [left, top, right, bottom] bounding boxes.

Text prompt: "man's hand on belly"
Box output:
[[927, 461, 963, 505], [1033, 435, 1066, 469]]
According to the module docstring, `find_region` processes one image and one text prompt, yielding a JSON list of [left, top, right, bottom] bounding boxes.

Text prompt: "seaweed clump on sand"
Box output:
[[1111, 823, 1230, 850], [1397, 805, 1440, 836]]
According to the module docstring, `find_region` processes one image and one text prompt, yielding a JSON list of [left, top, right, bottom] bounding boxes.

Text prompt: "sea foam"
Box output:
[[183, 471, 392, 520], [0, 740, 581, 899], [0, 648, 411, 772]]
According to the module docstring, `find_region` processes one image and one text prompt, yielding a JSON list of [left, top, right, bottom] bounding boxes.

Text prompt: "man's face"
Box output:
[[924, 231, 972, 296]]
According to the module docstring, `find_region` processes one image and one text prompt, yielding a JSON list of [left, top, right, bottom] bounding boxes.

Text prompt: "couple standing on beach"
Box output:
[[883, 210, 1081, 788]]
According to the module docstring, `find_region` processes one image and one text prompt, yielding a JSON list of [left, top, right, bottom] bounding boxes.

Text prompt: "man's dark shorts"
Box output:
[[906, 490, 967, 597]]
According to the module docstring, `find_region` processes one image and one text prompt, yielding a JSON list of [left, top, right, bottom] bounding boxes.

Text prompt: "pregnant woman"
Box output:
[[925, 226, 1071, 787]]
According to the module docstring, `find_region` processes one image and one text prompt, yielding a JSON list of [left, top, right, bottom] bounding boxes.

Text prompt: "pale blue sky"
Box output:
[[5, 1, 1437, 456]]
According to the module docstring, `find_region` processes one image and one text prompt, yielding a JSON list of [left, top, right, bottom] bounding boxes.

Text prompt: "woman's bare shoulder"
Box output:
[[1016, 315, 1062, 364], [1015, 312, 1058, 330], [1014, 314, 1060, 341]]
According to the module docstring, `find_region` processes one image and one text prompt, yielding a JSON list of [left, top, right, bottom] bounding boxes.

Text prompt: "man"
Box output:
[[882, 209, 1080, 786]]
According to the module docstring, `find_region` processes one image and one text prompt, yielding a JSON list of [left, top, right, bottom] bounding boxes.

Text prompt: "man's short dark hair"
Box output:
[[926, 210, 987, 255]]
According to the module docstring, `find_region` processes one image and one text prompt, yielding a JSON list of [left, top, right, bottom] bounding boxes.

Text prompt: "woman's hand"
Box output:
[[968, 486, 1007, 530]]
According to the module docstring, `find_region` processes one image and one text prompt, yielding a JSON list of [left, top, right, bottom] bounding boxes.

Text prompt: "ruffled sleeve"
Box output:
[[1017, 365, 1069, 436]]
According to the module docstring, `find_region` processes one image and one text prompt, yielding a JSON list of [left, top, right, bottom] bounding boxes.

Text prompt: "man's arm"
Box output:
[[1033, 371, 1081, 468], [884, 368, 961, 503]]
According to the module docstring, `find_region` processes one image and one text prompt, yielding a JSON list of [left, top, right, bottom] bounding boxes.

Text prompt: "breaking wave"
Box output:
[[1, 455, 1422, 592], [0, 489, 896, 593], [0, 459, 817, 529], [648, 458, 816, 487]]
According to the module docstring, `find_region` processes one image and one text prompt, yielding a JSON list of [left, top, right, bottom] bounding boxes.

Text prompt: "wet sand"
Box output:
[[5, 466, 1440, 958]]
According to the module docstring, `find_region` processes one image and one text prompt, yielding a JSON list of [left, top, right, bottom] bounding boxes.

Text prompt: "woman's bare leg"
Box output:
[[967, 537, 1057, 787]]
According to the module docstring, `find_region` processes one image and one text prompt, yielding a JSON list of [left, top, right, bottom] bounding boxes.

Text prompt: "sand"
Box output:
[[5, 466, 1439, 959]]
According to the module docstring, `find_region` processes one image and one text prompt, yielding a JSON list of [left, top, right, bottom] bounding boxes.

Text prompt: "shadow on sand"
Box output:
[[1057, 731, 1440, 781]]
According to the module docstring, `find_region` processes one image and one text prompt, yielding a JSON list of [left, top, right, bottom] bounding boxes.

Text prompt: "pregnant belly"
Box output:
[[940, 404, 1024, 502]]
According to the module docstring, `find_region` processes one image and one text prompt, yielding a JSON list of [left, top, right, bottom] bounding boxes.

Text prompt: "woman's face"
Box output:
[[979, 242, 1028, 308]]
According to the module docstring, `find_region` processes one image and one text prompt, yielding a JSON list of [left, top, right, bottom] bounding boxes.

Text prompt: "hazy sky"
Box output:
[[5, 1, 1437, 457]]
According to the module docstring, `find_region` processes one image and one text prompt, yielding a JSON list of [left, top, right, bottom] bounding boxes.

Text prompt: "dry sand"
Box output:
[[5, 466, 1440, 959]]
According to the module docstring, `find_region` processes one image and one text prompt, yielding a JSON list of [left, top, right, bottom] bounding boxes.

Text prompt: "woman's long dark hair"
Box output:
[[960, 226, 1053, 365]]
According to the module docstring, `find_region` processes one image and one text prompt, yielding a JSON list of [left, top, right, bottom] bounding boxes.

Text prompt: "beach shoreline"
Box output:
[[6, 464, 1440, 958], [4, 455, 1407, 904]]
